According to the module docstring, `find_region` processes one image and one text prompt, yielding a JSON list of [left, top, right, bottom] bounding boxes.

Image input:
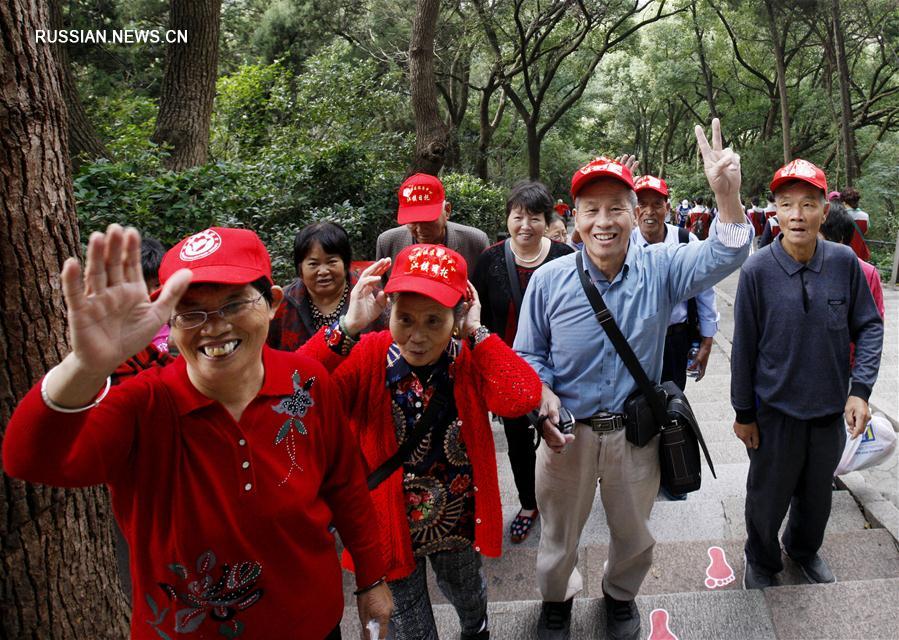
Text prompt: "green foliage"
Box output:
[[441, 174, 507, 242]]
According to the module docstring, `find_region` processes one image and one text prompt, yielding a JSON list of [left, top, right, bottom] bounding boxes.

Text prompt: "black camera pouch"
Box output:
[[624, 384, 665, 447]]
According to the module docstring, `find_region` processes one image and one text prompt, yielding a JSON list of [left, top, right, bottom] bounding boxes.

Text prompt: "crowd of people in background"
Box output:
[[2, 118, 885, 640]]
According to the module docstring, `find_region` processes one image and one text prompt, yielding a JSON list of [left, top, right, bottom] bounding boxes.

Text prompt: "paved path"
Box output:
[[340, 266, 899, 639]]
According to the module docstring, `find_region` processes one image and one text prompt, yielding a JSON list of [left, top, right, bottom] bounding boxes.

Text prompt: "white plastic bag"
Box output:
[[835, 415, 897, 475]]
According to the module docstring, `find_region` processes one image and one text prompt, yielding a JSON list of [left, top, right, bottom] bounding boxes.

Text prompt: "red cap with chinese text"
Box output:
[[570, 157, 635, 200], [384, 244, 468, 307], [634, 174, 669, 198], [397, 173, 446, 224], [155, 227, 272, 298], [769, 159, 828, 195]]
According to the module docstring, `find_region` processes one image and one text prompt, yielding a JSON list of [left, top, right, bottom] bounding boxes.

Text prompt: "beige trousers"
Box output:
[[535, 423, 660, 602]]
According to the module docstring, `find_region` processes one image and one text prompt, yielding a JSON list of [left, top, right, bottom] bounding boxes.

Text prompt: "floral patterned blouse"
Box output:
[[385, 340, 476, 556]]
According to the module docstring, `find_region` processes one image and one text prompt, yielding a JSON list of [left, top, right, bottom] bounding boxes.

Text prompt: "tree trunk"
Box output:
[[0, 1, 131, 636], [151, 0, 222, 171], [764, 0, 792, 162], [409, 0, 447, 176], [48, 0, 109, 169], [475, 82, 506, 181], [526, 122, 541, 180], [832, 0, 857, 186], [691, 0, 719, 120]]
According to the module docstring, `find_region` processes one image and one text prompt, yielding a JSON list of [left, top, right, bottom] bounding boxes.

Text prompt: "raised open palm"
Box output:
[[695, 118, 741, 198], [61, 225, 192, 374], [343, 258, 391, 335]]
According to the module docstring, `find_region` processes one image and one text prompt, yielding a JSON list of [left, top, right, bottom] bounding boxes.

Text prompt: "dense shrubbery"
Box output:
[[75, 44, 516, 282]]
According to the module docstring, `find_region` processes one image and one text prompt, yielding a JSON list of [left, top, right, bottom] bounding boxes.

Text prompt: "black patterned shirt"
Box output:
[[385, 340, 476, 556]]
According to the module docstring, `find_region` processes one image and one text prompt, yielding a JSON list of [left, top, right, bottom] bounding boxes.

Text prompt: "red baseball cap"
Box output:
[[634, 174, 669, 198], [397, 173, 446, 224], [156, 227, 272, 297], [769, 159, 828, 195], [384, 244, 468, 307], [570, 157, 635, 200]]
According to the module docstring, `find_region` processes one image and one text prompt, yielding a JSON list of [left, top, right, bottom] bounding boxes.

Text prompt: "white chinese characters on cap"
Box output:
[[402, 184, 435, 205], [406, 246, 457, 283], [179, 229, 223, 262], [780, 159, 817, 179]]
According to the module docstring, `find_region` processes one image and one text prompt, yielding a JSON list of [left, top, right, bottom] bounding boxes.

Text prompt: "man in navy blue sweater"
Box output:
[[730, 159, 883, 589]]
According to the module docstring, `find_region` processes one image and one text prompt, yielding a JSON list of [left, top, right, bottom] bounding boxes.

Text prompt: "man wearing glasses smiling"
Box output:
[[3, 225, 394, 639]]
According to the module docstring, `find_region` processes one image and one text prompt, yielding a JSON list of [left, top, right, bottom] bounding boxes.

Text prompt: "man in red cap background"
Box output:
[[731, 159, 883, 590], [375, 173, 489, 274], [514, 120, 753, 640]]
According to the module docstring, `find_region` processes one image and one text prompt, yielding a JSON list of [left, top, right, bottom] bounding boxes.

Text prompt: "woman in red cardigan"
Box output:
[[301, 244, 542, 640]]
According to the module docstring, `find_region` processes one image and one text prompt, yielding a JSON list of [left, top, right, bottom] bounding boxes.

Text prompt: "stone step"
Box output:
[[342, 577, 899, 639], [764, 577, 899, 640], [340, 498, 883, 605]]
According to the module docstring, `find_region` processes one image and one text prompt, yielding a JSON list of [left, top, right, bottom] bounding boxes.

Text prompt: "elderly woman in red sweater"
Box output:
[[302, 244, 542, 640]]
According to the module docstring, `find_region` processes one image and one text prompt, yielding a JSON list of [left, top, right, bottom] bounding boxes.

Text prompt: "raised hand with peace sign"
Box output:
[[694, 118, 745, 224]]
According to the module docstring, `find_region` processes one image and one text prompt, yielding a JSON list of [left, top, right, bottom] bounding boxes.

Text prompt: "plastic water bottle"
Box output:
[[686, 342, 700, 378]]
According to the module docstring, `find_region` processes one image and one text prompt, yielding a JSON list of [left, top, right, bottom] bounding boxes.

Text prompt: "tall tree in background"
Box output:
[[0, 0, 130, 636], [48, 0, 110, 168], [831, 0, 858, 185], [763, 0, 796, 162], [152, 0, 222, 170], [409, 0, 448, 175], [478, 0, 681, 178]]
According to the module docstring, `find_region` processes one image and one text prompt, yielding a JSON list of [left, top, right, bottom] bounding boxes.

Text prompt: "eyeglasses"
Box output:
[[170, 293, 265, 330]]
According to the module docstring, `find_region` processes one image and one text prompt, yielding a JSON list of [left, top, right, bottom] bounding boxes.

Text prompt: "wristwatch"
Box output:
[[467, 325, 490, 349]]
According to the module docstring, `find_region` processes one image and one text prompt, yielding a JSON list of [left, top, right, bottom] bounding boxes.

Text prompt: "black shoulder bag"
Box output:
[[366, 375, 454, 490], [574, 253, 716, 494]]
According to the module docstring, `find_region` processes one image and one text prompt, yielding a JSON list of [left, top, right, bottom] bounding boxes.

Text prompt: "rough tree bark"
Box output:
[[831, 0, 858, 186], [48, 0, 110, 169], [409, 0, 448, 176], [151, 0, 222, 170], [0, 1, 130, 637]]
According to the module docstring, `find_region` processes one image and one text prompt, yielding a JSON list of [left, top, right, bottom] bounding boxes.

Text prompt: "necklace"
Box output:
[[308, 283, 349, 330], [510, 238, 547, 264]]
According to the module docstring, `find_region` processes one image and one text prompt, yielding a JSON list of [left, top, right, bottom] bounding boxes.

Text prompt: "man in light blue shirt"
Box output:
[[630, 174, 719, 390], [515, 120, 752, 640]]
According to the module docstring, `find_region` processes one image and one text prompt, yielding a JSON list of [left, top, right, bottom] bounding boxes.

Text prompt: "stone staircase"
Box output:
[[340, 272, 899, 639]]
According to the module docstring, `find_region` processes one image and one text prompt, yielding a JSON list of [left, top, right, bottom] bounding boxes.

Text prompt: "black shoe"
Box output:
[[603, 591, 641, 640], [536, 599, 572, 640], [460, 631, 488, 640], [793, 553, 836, 584], [742, 553, 776, 589]]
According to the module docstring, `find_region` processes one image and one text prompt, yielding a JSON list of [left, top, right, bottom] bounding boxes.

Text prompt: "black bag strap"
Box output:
[[574, 254, 717, 477], [366, 375, 454, 490], [574, 253, 669, 426], [503, 239, 524, 313]]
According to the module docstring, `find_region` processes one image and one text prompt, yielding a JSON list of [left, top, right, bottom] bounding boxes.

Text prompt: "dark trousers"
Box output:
[[501, 415, 537, 510], [662, 327, 691, 391], [324, 625, 341, 639], [744, 404, 846, 574]]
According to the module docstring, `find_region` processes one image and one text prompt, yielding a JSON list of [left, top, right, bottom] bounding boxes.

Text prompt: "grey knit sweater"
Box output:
[[731, 237, 883, 423]]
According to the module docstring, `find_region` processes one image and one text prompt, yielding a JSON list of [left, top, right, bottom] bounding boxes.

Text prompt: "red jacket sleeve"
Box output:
[[296, 327, 346, 373], [2, 378, 145, 487], [313, 358, 386, 587], [468, 334, 541, 416]]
